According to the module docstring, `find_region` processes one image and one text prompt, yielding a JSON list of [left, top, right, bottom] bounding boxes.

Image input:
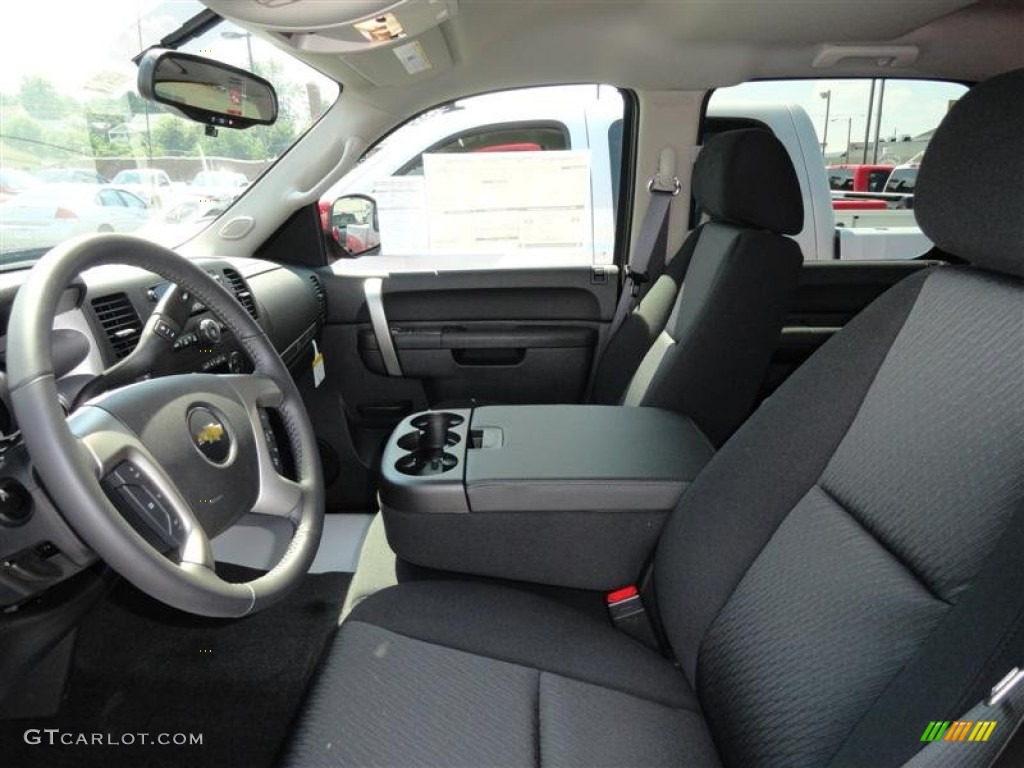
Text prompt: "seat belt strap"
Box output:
[[586, 148, 679, 396], [901, 666, 1024, 768]]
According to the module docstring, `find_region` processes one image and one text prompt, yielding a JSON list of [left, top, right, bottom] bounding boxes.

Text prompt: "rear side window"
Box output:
[[97, 189, 122, 207], [885, 168, 918, 194], [707, 78, 967, 261], [117, 190, 146, 208], [867, 169, 890, 193], [828, 168, 854, 191]]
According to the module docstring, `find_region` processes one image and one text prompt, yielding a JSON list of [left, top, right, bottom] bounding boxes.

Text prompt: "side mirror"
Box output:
[[137, 49, 278, 130], [330, 194, 380, 257]]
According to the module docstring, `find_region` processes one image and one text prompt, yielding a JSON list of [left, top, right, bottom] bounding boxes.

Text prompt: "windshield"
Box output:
[[0, 0, 338, 267]]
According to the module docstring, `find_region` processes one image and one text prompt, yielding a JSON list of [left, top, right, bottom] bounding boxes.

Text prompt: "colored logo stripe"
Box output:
[[944, 721, 973, 741], [969, 721, 998, 742], [921, 721, 950, 742], [921, 720, 996, 743]]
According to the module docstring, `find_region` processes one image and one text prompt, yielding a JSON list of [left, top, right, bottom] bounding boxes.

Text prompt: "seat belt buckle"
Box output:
[[607, 586, 659, 649]]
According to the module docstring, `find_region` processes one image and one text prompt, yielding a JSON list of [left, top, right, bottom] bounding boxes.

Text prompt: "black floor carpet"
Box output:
[[1, 563, 350, 768]]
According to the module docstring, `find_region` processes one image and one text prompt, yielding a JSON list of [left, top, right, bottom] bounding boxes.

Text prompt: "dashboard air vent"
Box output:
[[91, 293, 142, 360], [223, 268, 258, 320], [308, 273, 327, 323]]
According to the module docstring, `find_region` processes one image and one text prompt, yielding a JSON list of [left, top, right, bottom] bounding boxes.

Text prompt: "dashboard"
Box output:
[[0, 255, 327, 606]]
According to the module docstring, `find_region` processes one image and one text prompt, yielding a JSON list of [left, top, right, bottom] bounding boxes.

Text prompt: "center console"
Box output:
[[379, 405, 714, 590]]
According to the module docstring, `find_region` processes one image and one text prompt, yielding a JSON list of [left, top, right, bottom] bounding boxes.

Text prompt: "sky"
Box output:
[[0, 0, 330, 97], [0, 1, 194, 93]]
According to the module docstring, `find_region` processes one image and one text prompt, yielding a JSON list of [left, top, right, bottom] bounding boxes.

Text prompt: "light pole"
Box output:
[[819, 89, 832, 154], [830, 117, 853, 162], [222, 31, 255, 73]]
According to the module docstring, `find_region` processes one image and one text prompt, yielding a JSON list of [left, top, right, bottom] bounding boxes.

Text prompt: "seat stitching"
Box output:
[[817, 482, 952, 607]]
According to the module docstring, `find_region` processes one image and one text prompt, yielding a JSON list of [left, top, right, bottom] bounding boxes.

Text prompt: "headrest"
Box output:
[[915, 69, 1024, 277], [693, 129, 803, 235]]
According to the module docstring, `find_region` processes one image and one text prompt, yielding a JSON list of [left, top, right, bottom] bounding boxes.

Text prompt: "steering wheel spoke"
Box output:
[[178, 525, 216, 573], [223, 374, 304, 522], [71, 407, 212, 568], [252, 472, 304, 521], [222, 372, 285, 408]]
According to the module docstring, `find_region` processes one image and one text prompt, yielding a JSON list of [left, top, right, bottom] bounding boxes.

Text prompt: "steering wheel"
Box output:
[[5, 235, 323, 617]]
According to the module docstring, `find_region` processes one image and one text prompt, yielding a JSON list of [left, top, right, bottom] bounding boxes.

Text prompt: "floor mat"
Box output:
[[1, 563, 350, 768]]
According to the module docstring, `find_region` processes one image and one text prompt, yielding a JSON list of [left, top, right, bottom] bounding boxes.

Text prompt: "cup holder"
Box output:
[[398, 430, 460, 451], [395, 411, 464, 476], [411, 412, 464, 430], [395, 452, 458, 476]]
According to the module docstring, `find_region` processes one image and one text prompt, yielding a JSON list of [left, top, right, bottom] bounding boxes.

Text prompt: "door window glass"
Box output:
[[322, 84, 626, 270]]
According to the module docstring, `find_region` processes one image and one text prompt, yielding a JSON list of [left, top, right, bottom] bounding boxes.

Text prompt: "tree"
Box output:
[[19, 76, 71, 120], [2, 114, 44, 149], [152, 118, 201, 156]]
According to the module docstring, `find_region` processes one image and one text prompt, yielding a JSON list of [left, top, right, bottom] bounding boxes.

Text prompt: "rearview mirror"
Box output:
[[137, 49, 277, 129]]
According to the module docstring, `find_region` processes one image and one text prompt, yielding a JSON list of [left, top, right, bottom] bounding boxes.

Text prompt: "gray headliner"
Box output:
[[202, 0, 1023, 119]]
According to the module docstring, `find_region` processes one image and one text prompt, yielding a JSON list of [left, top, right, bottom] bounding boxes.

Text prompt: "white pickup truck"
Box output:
[[321, 88, 932, 264]]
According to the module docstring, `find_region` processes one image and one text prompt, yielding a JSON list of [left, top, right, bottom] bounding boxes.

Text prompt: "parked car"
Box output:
[[0, 168, 37, 203], [34, 168, 108, 185], [110, 168, 173, 208], [0, 184, 150, 250], [138, 193, 227, 242], [189, 169, 248, 202]]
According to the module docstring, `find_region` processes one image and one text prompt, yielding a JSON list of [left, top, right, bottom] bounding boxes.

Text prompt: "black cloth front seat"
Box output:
[[589, 129, 803, 446], [284, 69, 1024, 768]]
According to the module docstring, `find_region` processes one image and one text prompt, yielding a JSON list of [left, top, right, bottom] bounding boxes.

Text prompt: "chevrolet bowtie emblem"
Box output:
[[196, 423, 225, 445], [189, 408, 231, 464]]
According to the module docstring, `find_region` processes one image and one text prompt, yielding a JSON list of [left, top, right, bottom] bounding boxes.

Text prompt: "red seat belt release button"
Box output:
[[607, 586, 639, 605], [606, 586, 659, 649]]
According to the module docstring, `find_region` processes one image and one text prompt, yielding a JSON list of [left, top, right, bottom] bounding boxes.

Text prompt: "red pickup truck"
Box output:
[[827, 164, 894, 193]]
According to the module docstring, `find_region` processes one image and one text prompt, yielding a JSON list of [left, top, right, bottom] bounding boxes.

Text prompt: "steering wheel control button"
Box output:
[[258, 409, 284, 473], [0, 478, 32, 526], [189, 408, 232, 465], [173, 331, 200, 350], [118, 486, 178, 547], [199, 318, 222, 345], [106, 461, 145, 487], [101, 462, 179, 553]]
